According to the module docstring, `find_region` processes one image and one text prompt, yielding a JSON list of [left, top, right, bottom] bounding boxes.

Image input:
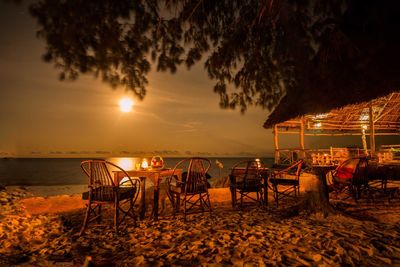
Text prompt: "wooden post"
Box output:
[[361, 128, 369, 156], [299, 117, 305, 159], [369, 105, 376, 157], [273, 125, 280, 164]]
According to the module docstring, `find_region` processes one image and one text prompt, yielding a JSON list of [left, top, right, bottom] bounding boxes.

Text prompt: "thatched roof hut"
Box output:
[[264, 90, 400, 129], [266, 92, 400, 133], [264, 91, 400, 164]]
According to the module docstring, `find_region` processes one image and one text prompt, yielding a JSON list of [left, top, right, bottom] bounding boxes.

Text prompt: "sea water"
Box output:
[[0, 157, 274, 186]]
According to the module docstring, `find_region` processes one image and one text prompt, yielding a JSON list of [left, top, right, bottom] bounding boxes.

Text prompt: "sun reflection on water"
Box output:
[[107, 157, 140, 171]]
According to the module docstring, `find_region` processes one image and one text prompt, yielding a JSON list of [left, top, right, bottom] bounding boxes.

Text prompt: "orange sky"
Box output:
[[1, 2, 396, 158], [0, 2, 280, 158]]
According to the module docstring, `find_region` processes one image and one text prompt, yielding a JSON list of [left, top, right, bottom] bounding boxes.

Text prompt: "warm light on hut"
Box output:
[[255, 158, 262, 168], [361, 125, 369, 156], [359, 108, 370, 121], [314, 113, 329, 119], [314, 122, 322, 128]]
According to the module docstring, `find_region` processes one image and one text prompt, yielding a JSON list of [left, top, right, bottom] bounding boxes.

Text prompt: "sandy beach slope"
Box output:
[[1, 186, 400, 266]]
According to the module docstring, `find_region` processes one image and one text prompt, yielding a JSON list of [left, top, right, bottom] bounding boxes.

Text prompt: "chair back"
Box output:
[[171, 157, 211, 194], [231, 160, 263, 185], [81, 160, 140, 202], [81, 160, 115, 188], [333, 158, 368, 185], [273, 160, 303, 180], [334, 158, 359, 180], [352, 157, 369, 187], [292, 160, 303, 180]]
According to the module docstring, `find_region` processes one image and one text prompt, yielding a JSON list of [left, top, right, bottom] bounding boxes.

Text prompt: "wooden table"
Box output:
[[113, 168, 182, 221]]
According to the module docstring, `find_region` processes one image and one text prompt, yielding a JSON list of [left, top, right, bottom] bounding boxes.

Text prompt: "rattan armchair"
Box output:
[[166, 157, 212, 221], [229, 160, 265, 209], [329, 157, 369, 201], [80, 160, 140, 235], [269, 160, 303, 207]]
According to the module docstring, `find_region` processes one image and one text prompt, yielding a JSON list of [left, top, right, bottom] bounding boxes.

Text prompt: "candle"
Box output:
[[141, 158, 149, 169]]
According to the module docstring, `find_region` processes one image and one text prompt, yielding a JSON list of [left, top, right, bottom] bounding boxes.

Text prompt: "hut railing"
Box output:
[[377, 144, 400, 163], [275, 147, 369, 166]]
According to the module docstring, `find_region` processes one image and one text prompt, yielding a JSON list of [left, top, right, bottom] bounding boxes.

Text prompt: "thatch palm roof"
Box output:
[[264, 91, 400, 134]]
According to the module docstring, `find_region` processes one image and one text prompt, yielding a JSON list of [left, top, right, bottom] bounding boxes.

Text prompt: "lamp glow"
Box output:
[[141, 158, 149, 169], [255, 158, 262, 168], [314, 122, 322, 128], [117, 158, 134, 170], [119, 97, 134, 113]]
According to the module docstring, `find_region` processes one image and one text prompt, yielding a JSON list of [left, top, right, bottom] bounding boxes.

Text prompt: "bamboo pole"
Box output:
[[273, 125, 280, 164], [369, 105, 376, 157], [361, 128, 369, 156], [299, 117, 305, 159]]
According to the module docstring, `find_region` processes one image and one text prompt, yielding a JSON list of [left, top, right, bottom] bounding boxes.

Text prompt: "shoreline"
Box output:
[[6, 185, 88, 197]]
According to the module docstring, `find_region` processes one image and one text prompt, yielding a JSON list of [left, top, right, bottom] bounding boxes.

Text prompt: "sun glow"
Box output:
[[117, 158, 134, 170], [119, 97, 134, 113]]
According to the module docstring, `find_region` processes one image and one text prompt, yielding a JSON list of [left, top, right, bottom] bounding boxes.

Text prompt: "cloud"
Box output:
[[49, 151, 64, 155], [174, 121, 203, 133], [152, 150, 180, 155], [95, 151, 111, 154], [0, 151, 11, 156]]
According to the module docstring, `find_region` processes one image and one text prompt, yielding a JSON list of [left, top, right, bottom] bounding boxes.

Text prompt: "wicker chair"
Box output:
[[166, 157, 212, 221], [80, 160, 140, 235], [269, 160, 303, 207], [368, 163, 400, 202], [229, 160, 265, 209], [329, 157, 369, 201]]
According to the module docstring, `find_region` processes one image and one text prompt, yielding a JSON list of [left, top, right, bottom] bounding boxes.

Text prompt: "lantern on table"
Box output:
[[141, 158, 149, 169]]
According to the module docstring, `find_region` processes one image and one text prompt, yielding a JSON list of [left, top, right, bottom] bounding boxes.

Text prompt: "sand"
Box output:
[[1, 186, 400, 266]]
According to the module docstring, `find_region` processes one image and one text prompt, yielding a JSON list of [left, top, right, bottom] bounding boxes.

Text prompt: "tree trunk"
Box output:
[[285, 168, 336, 217], [301, 169, 336, 215]]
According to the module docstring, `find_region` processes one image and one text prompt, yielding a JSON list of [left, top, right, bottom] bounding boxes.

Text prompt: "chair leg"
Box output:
[[206, 193, 212, 215], [230, 186, 236, 208], [114, 198, 119, 234], [176, 194, 181, 213], [274, 185, 279, 207], [259, 190, 264, 207], [171, 194, 177, 218], [171, 193, 180, 218], [97, 204, 102, 224], [257, 191, 263, 207], [200, 193, 204, 211], [183, 196, 187, 222], [79, 202, 91, 236], [130, 197, 137, 227]]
